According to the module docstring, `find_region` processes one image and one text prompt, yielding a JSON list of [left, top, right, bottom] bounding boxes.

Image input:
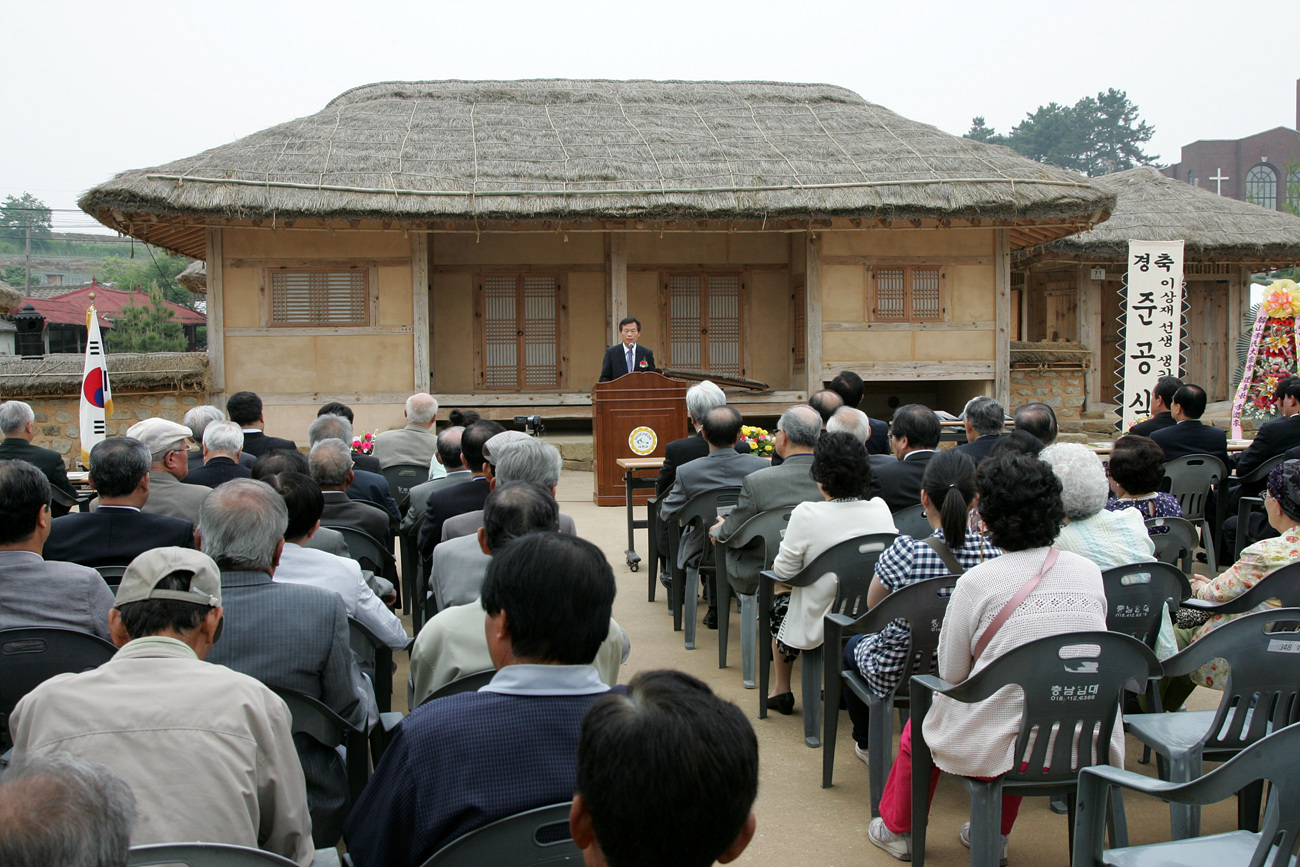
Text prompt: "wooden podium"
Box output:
[[592, 372, 689, 506]]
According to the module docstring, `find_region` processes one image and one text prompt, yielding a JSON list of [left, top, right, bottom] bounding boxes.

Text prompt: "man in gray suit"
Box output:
[[201, 478, 367, 847], [129, 418, 211, 525], [400, 426, 469, 534], [440, 434, 576, 542], [373, 392, 439, 470], [711, 405, 822, 599], [0, 459, 114, 641]]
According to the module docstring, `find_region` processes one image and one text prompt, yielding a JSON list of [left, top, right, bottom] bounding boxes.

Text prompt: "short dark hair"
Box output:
[[116, 572, 214, 640], [0, 460, 50, 545], [618, 317, 641, 331], [1173, 384, 1208, 419], [224, 391, 262, 426], [482, 481, 560, 552], [976, 454, 1064, 551], [810, 431, 871, 499], [828, 370, 864, 409], [481, 533, 615, 665], [701, 406, 743, 448], [1277, 376, 1300, 403], [989, 429, 1045, 459], [1014, 402, 1058, 445], [250, 449, 309, 481], [577, 670, 758, 867], [808, 390, 844, 424], [88, 438, 150, 498], [1108, 435, 1166, 496], [436, 426, 464, 469], [448, 409, 481, 428], [461, 420, 507, 473], [317, 401, 354, 423], [266, 472, 324, 540], [1154, 375, 1182, 408], [922, 449, 977, 548], [891, 404, 940, 450]]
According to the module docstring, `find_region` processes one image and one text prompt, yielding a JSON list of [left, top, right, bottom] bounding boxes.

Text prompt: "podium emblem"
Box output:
[[628, 426, 658, 456]]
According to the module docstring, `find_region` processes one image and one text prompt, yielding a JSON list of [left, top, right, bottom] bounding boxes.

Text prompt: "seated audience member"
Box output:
[[954, 396, 1006, 463], [809, 389, 844, 427], [1149, 384, 1229, 466], [0, 460, 114, 641], [346, 532, 620, 866], [309, 414, 399, 525], [416, 419, 506, 560], [412, 482, 629, 701], [844, 450, 1001, 760], [401, 425, 467, 533], [430, 408, 482, 483], [1105, 435, 1182, 525], [226, 391, 296, 458], [1128, 375, 1182, 437], [44, 438, 196, 568], [374, 392, 439, 469], [655, 381, 731, 573], [988, 429, 1045, 459], [0, 400, 77, 515], [868, 455, 1115, 862], [768, 433, 896, 715], [0, 751, 136, 867], [185, 404, 254, 471], [1041, 443, 1155, 570], [867, 404, 940, 512], [128, 418, 210, 525], [183, 420, 252, 488], [310, 439, 392, 546], [829, 370, 889, 455], [570, 670, 758, 867], [1013, 402, 1058, 446], [200, 479, 367, 846], [9, 546, 313, 864], [1233, 375, 1300, 478], [440, 433, 576, 542], [316, 402, 382, 473], [827, 406, 872, 446]]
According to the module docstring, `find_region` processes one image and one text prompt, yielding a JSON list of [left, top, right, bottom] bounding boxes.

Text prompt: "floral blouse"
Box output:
[[1187, 528, 1300, 688], [1105, 492, 1182, 522]]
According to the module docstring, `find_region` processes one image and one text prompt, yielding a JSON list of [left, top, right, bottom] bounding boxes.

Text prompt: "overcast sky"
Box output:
[[5, 0, 1298, 233]]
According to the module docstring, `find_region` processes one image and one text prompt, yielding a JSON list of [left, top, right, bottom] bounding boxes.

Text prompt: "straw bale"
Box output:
[[0, 352, 209, 398]]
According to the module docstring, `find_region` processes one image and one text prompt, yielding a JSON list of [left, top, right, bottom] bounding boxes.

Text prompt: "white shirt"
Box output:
[[273, 542, 408, 651]]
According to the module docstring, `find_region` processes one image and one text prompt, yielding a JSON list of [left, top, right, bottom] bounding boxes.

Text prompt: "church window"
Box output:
[[476, 274, 565, 390], [268, 268, 369, 326], [1287, 168, 1300, 214], [1245, 164, 1278, 210], [869, 266, 946, 322]]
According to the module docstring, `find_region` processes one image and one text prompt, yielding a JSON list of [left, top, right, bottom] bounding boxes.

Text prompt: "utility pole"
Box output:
[[23, 218, 31, 297]]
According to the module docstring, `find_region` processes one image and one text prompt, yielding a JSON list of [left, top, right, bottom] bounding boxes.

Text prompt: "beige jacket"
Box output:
[[10, 636, 314, 865], [142, 470, 210, 525]]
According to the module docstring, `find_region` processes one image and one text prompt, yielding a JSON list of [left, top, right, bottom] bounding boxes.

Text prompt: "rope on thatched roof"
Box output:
[[0, 353, 209, 398]]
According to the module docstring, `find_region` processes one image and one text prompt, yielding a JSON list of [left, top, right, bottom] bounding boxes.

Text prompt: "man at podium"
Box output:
[[599, 317, 657, 382]]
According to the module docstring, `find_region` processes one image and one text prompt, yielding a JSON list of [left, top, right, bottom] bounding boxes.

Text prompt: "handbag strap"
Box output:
[[921, 535, 966, 576], [972, 548, 1059, 661]]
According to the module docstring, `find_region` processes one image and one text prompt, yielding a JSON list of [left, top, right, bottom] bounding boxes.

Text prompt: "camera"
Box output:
[[514, 414, 545, 437]]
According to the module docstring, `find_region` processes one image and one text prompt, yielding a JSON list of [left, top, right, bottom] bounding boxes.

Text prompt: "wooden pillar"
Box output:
[[204, 227, 225, 407], [805, 232, 823, 394], [607, 232, 627, 344], [1077, 266, 1098, 406], [1227, 266, 1246, 377], [994, 229, 1011, 407], [410, 231, 430, 393]]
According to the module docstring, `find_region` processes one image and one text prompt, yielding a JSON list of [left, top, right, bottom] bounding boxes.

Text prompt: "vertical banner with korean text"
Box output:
[[1120, 240, 1184, 432]]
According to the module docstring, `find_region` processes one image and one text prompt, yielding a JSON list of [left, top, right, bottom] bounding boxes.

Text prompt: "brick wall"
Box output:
[[1009, 366, 1086, 421]]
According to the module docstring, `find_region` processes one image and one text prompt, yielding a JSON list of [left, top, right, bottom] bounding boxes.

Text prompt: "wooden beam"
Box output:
[[820, 255, 994, 267], [805, 233, 823, 393], [994, 229, 1011, 407], [205, 228, 225, 400], [1076, 266, 1098, 405], [822, 320, 995, 332], [411, 231, 430, 393], [822, 362, 996, 380], [224, 257, 412, 269], [607, 232, 627, 344]]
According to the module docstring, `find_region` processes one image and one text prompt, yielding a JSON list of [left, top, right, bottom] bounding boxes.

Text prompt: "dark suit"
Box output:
[[348, 469, 400, 525], [867, 450, 935, 513], [660, 448, 768, 568], [182, 456, 252, 488], [1129, 412, 1176, 438], [866, 417, 891, 456], [598, 343, 656, 382], [1234, 414, 1300, 485], [188, 449, 255, 471], [320, 491, 391, 547], [417, 476, 490, 560], [353, 453, 382, 475], [714, 453, 821, 594], [0, 438, 77, 516], [44, 506, 196, 568], [240, 430, 298, 458], [953, 434, 1002, 465], [655, 432, 747, 556], [1150, 420, 1229, 467]]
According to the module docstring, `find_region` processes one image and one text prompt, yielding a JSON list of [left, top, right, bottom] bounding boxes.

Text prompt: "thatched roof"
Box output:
[[80, 79, 1113, 258], [1010, 340, 1093, 367], [0, 281, 22, 310], [1023, 166, 1300, 267], [0, 352, 209, 398], [176, 260, 207, 295]]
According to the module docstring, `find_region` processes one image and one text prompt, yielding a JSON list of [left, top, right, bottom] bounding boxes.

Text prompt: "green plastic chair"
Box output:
[[1160, 453, 1227, 572], [418, 802, 581, 866], [890, 503, 931, 540], [665, 486, 741, 650], [715, 505, 793, 688], [128, 842, 301, 866]]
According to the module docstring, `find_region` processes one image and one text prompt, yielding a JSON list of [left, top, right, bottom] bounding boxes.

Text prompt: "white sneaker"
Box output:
[[868, 816, 911, 861], [854, 743, 869, 765], [959, 821, 1008, 867]]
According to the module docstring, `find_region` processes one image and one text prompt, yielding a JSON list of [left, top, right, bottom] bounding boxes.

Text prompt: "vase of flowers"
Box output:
[[738, 425, 776, 458], [352, 431, 376, 456]]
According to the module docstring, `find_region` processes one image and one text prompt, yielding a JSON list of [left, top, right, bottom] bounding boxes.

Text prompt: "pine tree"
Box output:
[[105, 283, 188, 353]]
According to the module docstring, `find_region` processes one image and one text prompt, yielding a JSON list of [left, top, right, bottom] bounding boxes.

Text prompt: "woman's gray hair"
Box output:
[[685, 381, 726, 424], [202, 420, 245, 455], [495, 438, 563, 487], [0, 400, 35, 436], [1040, 443, 1110, 521], [826, 406, 871, 445], [309, 439, 354, 487], [198, 478, 288, 571], [0, 751, 136, 867], [183, 405, 225, 442], [308, 414, 353, 447]]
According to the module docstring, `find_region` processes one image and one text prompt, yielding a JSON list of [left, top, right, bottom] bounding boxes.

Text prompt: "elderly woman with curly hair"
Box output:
[[1105, 435, 1182, 523], [868, 453, 1117, 862], [1040, 442, 1155, 570], [766, 432, 896, 715]]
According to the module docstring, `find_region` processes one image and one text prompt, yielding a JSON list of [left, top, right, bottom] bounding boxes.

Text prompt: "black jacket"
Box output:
[[183, 456, 252, 489], [0, 438, 77, 516], [1129, 412, 1176, 438], [598, 343, 656, 382], [417, 476, 490, 559], [240, 430, 298, 458], [44, 506, 196, 568], [867, 450, 935, 513], [1150, 420, 1229, 467]]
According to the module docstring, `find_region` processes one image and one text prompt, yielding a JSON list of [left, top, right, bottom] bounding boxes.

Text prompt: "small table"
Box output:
[[615, 457, 664, 572]]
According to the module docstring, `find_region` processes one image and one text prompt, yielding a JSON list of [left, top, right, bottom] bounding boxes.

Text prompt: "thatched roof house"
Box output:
[[1016, 165, 1300, 406], [79, 79, 1114, 488]]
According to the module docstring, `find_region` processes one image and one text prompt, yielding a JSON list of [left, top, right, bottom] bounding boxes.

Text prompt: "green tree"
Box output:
[[0, 193, 53, 239], [104, 283, 188, 353], [1, 265, 28, 286], [101, 251, 194, 308], [964, 116, 1005, 145]]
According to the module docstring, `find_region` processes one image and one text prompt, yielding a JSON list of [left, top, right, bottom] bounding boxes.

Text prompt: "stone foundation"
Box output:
[[24, 389, 208, 465], [1009, 365, 1087, 421]]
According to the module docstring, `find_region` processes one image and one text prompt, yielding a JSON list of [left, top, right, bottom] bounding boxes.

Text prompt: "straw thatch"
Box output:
[[1009, 340, 1094, 366], [0, 281, 22, 310], [0, 352, 209, 398], [176, 260, 207, 295], [80, 79, 1113, 258], [1026, 166, 1300, 266]]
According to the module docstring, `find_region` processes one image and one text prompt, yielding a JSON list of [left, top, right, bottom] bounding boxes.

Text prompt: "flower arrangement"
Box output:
[[351, 431, 377, 455], [1232, 279, 1300, 435], [739, 425, 776, 458], [1126, 414, 1150, 433]]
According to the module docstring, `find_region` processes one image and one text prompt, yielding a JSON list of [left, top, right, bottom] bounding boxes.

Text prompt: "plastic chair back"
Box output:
[[1181, 561, 1300, 616], [0, 627, 116, 750], [721, 505, 794, 582], [418, 802, 581, 866], [272, 688, 370, 805], [890, 503, 930, 540], [716, 505, 794, 680], [382, 463, 428, 517], [1146, 516, 1199, 572], [1160, 453, 1226, 522], [129, 842, 299, 866], [821, 533, 899, 620], [419, 668, 497, 707], [1101, 562, 1191, 647], [349, 618, 397, 716], [665, 486, 741, 640], [328, 526, 398, 584], [95, 564, 129, 594]]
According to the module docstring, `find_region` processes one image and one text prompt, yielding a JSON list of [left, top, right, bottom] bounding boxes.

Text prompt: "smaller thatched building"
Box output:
[[1016, 166, 1300, 408]]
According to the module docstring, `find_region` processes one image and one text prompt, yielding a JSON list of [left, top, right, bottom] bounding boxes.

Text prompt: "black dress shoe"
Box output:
[[703, 606, 719, 629], [659, 571, 672, 589], [768, 692, 795, 715]]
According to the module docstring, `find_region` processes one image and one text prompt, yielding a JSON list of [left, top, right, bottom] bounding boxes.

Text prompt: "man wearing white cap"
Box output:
[[127, 417, 211, 525], [8, 546, 315, 865]]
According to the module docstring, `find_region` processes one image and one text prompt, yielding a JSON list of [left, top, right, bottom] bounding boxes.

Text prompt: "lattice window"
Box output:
[[870, 266, 947, 322], [1245, 164, 1278, 210], [478, 274, 563, 390], [269, 269, 368, 326], [663, 272, 744, 378], [1288, 168, 1300, 214]]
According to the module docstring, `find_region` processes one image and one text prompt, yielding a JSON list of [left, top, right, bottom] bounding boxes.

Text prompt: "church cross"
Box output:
[[1210, 168, 1229, 195]]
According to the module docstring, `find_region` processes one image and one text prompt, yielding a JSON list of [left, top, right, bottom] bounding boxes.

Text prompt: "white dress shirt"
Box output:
[[273, 542, 409, 651]]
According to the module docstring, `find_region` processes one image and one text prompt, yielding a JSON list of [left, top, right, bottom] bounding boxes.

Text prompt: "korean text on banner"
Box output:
[[1121, 240, 1184, 432], [79, 305, 113, 466]]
